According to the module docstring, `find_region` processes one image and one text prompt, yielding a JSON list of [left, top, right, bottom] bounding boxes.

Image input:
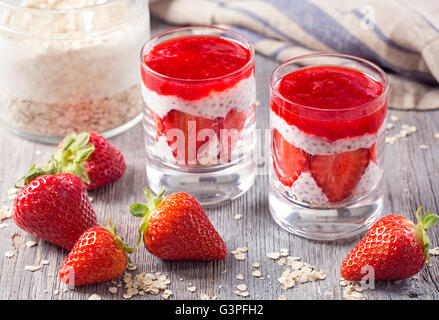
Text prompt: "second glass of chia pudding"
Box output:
[[269, 53, 388, 240]]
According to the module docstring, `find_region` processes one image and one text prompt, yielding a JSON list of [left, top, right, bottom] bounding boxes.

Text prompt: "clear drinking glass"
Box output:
[[140, 26, 256, 205], [269, 53, 388, 240]]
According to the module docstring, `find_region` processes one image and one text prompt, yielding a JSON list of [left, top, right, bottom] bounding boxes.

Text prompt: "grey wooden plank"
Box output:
[[0, 16, 439, 300]]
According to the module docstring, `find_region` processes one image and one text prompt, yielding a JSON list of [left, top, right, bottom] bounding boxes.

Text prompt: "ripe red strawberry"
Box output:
[[272, 129, 308, 187], [13, 173, 97, 250], [309, 148, 369, 203], [341, 208, 439, 281], [130, 187, 227, 260], [59, 220, 134, 286], [54, 131, 126, 189]]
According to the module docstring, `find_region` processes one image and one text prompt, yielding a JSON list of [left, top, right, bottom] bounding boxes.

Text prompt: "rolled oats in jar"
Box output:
[[0, 0, 150, 142]]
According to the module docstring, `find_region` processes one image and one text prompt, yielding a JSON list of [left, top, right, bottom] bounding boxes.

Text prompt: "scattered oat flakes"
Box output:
[[278, 295, 287, 300], [236, 273, 244, 280], [386, 136, 397, 144], [390, 115, 399, 122], [231, 247, 248, 261], [429, 247, 439, 256], [386, 123, 394, 130], [187, 286, 197, 293], [53, 290, 59, 295], [88, 294, 101, 300], [88, 196, 94, 203], [342, 281, 365, 300], [339, 280, 350, 287], [420, 144, 428, 149], [236, 284, 247, 292], [231, 247, 248, 254], [122, 272, 170, 299], [35, 150, 42, 156], [278, 257, 326, 290], [280, 248, 289, 256], [251, 270, 262, 278], [234, 214, 242, 220], [4, 251, 14, 258], [0, 206, 12, 223], [127, 263, 137, 271], [234, 253, 246, 260], [25, 265, 41, 272], [267, 252, 280, 260], [235, 290, 250, 297], [435, 133, 439, 140], [200, 293, 211, 300], [40, 260, 49, 265], [0, 223, 8, 229], [277, 258, 286, 266], [401, 124, 417, 133], [26, 240, 38, 248], [109, 287, 118, 294], [162, 289, 173, 299]]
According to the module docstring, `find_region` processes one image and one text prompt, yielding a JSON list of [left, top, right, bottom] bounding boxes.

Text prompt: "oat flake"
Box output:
[[88, 294, 102, 300]]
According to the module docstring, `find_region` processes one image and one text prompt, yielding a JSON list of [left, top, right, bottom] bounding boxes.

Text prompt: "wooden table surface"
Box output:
[[1, 17, 439, 300]]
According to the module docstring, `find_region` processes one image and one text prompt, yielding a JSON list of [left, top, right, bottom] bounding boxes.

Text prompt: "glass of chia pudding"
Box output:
[[140, 26, 256, 205], [269, 53, 388, 240]]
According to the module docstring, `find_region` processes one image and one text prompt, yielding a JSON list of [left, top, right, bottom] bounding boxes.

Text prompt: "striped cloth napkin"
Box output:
[[150, 0, 439, 110]]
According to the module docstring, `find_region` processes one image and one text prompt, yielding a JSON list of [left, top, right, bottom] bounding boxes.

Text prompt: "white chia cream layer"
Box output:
[[142, 74, 256, 120], [270, 110, 384, 156]]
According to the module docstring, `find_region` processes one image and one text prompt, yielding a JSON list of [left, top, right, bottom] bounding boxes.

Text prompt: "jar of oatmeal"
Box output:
[[0, 0, 150, 143]]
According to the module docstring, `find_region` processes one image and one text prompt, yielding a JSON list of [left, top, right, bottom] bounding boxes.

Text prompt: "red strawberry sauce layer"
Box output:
[[142, 35, 253, 101], [271, 66, 387, 141]]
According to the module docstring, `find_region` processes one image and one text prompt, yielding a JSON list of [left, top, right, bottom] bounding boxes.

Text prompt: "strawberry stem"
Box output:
[[104, 219, 135, 258], [415, 207, 439, 263], [51, 132, 94, 184], [16, 132, 95, 186], [129, 186, 165, 246], [16, 162, 58, 188]]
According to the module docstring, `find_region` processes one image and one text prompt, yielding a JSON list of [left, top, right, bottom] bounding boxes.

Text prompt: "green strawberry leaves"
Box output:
[[415, 207, 439, 263], [51, 131, 95, 185], [16, 161, 59, 187], [17, 131, 95, 186], [104, 219, 135, 258], [130, 204, 149, 217], [129, 186, 165, 246]]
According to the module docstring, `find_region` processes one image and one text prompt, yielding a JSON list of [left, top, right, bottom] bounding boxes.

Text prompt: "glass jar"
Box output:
[[0, 0, 150, 143], [269, 53, 388, 240]]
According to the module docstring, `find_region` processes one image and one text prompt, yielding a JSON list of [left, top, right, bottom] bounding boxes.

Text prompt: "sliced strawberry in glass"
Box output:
[[272, 129, 308, 187], [219, 108, 253, 162], [160, 109, 221, 164], [309, 148, 370, 203]]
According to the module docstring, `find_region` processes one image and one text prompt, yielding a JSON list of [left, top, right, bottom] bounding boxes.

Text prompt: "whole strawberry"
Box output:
[[130, 187, 228, 260], [341, 207, 439, 281], [53, 131, 126, 189], [59, 220, 134, 286], [13, 172, 97, 250]]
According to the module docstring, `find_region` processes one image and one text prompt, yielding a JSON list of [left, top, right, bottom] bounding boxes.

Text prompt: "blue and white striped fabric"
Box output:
[[150, 0, 439, 110]]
